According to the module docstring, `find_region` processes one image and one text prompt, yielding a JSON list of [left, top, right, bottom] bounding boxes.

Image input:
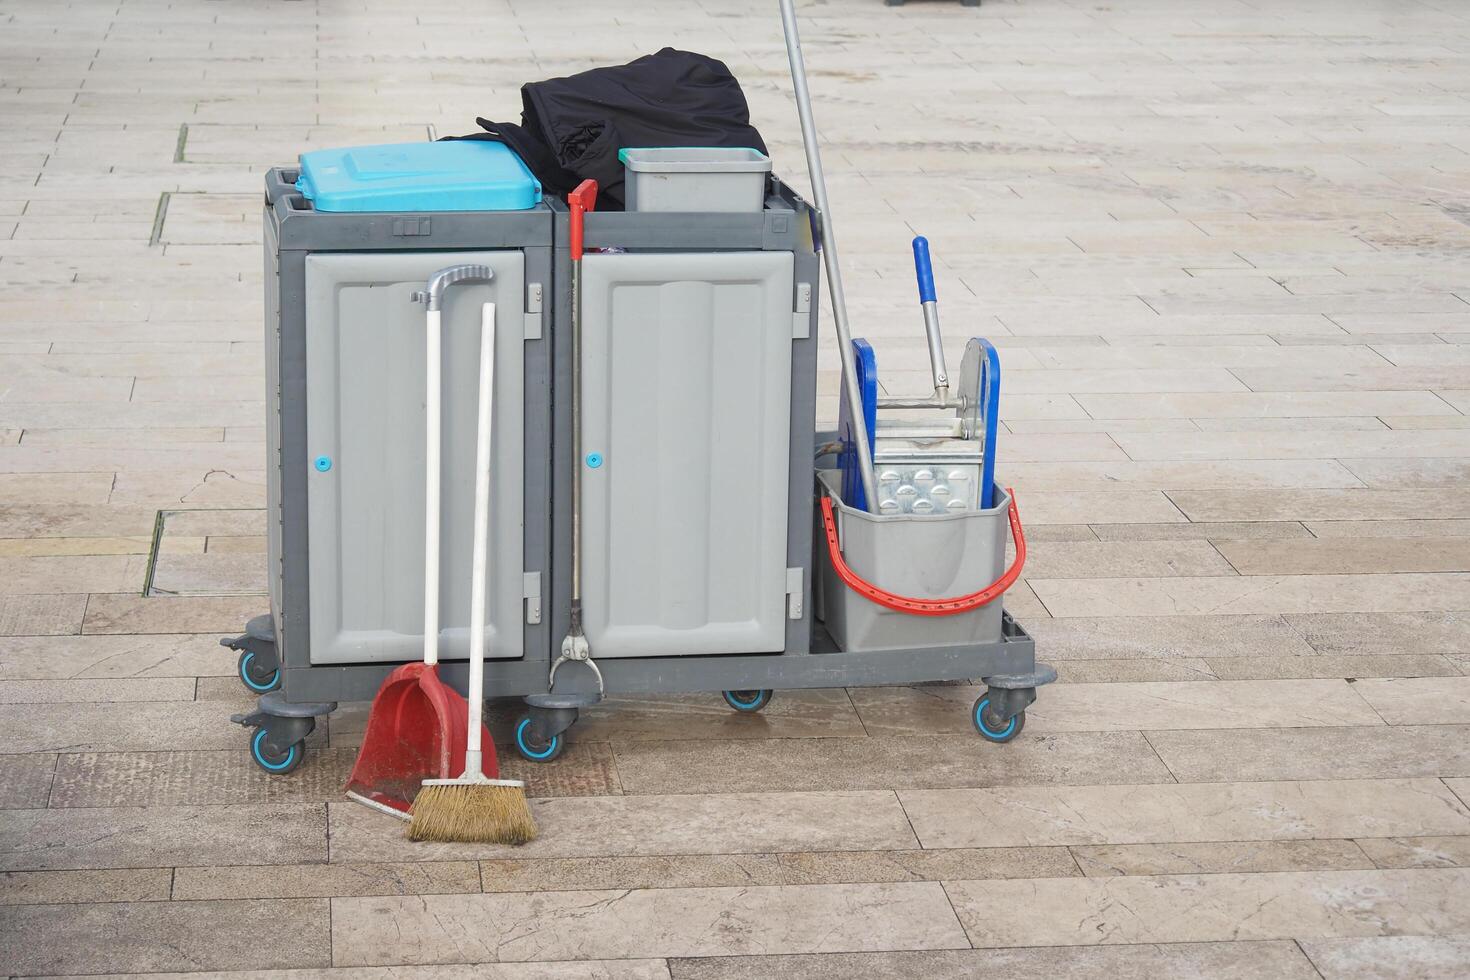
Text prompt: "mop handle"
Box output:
[[566, 180, 597, 612], [423, 307, 442, 667], [820, 490, 1026, 616], [779, 0, 879, 512], [465, 303, 496, 756]]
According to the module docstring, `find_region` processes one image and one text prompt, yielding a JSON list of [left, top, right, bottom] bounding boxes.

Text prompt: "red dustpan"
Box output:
[[344, 662, 497, 818]]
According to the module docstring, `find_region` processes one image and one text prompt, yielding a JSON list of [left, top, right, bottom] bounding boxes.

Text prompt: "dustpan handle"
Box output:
[[820, 491, 1026, 616]]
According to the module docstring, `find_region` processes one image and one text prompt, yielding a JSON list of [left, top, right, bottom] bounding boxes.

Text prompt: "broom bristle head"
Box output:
[[407, 783, 538, 844]]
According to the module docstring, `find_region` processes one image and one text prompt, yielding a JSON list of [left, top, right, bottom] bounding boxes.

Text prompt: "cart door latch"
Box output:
[[524, 282, 544, 340], [792, 283, 812, 339], [786, 567, 804, 619], [523, 572, 542, 625]]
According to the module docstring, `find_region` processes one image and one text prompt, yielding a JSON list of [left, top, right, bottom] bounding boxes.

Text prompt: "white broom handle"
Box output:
[[465, 303, 496, 760], [423, 307, 442, 667]]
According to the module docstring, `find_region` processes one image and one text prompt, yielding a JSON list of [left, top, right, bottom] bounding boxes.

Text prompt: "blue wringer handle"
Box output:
[[912, 236, 937, 303]]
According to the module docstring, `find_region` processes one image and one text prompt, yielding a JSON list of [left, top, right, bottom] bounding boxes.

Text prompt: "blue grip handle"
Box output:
[[912, 236, 937, 304]]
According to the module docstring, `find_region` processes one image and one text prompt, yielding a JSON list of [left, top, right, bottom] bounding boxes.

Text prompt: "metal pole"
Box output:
[[779, 0, 880, 512]]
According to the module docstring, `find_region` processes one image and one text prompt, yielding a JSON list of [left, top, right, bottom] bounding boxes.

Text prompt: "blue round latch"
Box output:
[[313, 455, 333, 472], [585, 452, 603, 469]]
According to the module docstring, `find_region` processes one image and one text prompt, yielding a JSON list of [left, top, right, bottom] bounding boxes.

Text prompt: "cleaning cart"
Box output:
[[230, 0, 1052, 774]]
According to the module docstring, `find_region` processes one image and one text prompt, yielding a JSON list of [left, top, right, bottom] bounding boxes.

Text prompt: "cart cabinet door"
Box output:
[[304, 251, 527, 664], [581, 251, 795, 657]]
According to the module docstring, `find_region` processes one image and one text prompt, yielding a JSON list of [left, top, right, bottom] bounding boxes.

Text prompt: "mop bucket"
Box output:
[[817, 471, 1025, 652]]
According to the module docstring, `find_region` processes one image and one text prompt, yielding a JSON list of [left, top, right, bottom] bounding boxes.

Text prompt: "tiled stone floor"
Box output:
[[3, 0, 1470, 975]]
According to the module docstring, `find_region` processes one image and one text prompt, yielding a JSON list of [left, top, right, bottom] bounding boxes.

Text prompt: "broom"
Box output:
[[408, 301, 537, 845]]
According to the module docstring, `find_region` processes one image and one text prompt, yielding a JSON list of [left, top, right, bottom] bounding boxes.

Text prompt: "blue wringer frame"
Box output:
[[839, 236, 1002, 516]]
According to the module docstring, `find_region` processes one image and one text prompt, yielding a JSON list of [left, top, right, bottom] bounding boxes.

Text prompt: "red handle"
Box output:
[[567, 179, 598, 261], [821, 489, 1026, 616]]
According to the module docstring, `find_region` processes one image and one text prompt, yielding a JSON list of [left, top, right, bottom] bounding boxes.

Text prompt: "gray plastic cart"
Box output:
[[232, 164, 1052, 770]]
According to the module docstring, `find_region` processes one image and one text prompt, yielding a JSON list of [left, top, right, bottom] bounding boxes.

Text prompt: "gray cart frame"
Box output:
[[238, 171, 1048, 765]]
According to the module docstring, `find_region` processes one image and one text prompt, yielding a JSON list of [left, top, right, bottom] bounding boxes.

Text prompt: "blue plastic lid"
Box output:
[[296, 141, 542, 213]]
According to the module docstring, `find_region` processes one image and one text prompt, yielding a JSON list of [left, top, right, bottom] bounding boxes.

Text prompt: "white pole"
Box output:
[[463, 303, 496, 771], [779, 0, 880, 512], [423, 307, 442, 667]]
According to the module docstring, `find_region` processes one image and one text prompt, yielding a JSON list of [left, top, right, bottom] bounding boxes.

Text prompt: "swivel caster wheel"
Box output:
[[722, 689, 773, 713], [237, 649, 281, 693], [972, 690, 1025, 743], [514, 715, 565, 763], [248, 728, 304, 774]]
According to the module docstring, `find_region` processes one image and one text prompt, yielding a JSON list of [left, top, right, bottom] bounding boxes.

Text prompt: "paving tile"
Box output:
[[0, 534, 153, 556], [1169, 488, 1470, 522], [1011, 490, 1186, 525], [567, 689, 866, 742], [1352, 676, 1470, 725], [81, 594, 266, 633], [1148, 726, 1470, 782], [1203, 654, 1458, 681], [328, 791, 918, 863], [1015, 540, 1237, 578], [331, 883, 969, 965], [1030, 573, 1470, 618], [0, 867, 172, 905], [946, 868, 1470, 946], [1356, 836, 1470, 870], [1305, 519, 1470, 539], [0, 676, 196, 703], [0, 632, 237, 679], [0, 503, 158, 538], [1069, 839, 1373, 877], [900, 779, 1470, 849], [1055, 659, 1218, 683], [0, 804, 325, 871], [851, 679, 1380, 735], [1023, 614, 1315, 659], [0, 593, 86, 635], [0, 754, 54, 808], [1075, 391, 1458, 420], [0, 898, 330, 975], [480, 847, 1078, 893], [1089, 521, 1312, 541], [1286, 611, 1470, 655], [48, 749, 353, 807], [1217, 537, 1470, 575], [173, 861, 481, 900], [1010, 459, 1360, 491], [72, 966, 674, 980], [0, 701, 254, 753], [666, 943, 1318, 980], [610, 732, 1174, 795], [1301, 937, 1470, 980]]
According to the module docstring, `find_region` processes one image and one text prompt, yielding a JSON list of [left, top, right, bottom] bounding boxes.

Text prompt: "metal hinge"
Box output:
[[792, 282, 812, 339], [786, 567, 804, 620], [522, 572, 542, 625], [524, 282, 544, 340]]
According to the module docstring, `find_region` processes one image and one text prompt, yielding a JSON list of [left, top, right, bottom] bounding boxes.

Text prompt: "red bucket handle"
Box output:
[[820, 488, 1026, 617]]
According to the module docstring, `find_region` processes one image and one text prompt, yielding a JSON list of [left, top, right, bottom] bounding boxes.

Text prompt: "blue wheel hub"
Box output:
[[723, 689, 772, 713], [238, 651, 281, 693], [973, 696, 1019, 741], [250, 728, 299, 772], [515, 717, 560, 761]]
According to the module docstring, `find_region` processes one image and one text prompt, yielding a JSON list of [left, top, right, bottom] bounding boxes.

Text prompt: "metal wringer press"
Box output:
[[837, 236, 1001, 517]]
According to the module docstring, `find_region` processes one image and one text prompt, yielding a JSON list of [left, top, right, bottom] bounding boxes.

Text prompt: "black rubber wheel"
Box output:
[[249, 728, 304, 774], [972, 692, 1025, 744], [514, 715, 565, 763], [237, 649, 281, 693], [722, 689, 773, 713]]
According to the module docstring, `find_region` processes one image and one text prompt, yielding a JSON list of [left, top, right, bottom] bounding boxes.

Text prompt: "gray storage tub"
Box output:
[[817, 471, 1010, 652], [619, 147, 772, 213]]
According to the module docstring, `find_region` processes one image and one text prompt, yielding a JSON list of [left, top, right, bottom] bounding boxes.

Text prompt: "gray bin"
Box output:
[[817, 471, 1010, 652], [620, 147, 772, 213]]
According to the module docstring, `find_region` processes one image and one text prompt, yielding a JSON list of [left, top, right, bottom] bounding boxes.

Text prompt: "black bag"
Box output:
[[451, 48, 767, 210]]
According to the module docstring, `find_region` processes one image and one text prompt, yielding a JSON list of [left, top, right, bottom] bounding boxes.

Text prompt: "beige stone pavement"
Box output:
[[3, 0, 1470, 976]]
